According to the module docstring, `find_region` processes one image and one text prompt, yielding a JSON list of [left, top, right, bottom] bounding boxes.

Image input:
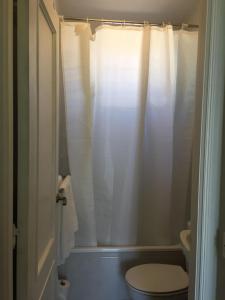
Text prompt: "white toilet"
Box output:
[[125, 263, 188, 300], [125, 230, 191, 300]]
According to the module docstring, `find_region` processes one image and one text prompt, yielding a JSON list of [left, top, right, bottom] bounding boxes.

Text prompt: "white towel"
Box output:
[[58, 175, 63, 186], [57, 175, 78, 265]]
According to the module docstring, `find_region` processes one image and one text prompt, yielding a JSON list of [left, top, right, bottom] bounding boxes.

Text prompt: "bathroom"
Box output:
[[55, 0, 201, 299], [3, 0, 225, 299]]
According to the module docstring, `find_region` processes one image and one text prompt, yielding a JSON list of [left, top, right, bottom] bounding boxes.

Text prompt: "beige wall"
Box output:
[[56, 0, 201, 24], [187, 0, 202, 24]]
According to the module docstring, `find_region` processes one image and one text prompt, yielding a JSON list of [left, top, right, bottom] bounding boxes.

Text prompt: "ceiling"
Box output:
[[55, 0, 201, 24]]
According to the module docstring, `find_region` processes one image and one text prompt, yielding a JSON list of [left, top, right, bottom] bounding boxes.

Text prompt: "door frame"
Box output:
[[190, 0, 225, 299], [0, 0, 14, 300]]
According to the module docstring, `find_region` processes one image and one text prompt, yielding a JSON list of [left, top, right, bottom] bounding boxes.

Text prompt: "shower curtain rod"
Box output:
[[63, 17, 199, 29]]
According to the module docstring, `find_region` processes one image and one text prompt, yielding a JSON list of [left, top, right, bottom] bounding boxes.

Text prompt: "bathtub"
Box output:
[[59, 245, 185, 300]]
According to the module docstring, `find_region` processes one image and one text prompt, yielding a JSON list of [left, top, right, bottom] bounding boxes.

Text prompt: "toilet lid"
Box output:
[[125, 264, 188, 294]]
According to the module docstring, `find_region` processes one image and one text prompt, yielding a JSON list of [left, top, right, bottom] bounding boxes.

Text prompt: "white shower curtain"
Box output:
[[61, 23, 198, 246]]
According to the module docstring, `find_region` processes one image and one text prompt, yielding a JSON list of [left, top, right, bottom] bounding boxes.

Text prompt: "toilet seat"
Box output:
[[125, 264, 188, 295]]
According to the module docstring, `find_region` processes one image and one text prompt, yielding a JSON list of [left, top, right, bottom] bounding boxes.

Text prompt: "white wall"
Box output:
[[55, 0, 201, 24]]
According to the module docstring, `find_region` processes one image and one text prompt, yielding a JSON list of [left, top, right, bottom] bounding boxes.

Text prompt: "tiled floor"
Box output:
[[59, 249, 186, 300]]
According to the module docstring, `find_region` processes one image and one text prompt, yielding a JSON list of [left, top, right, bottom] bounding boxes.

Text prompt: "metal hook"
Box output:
[[144, 20, 148, 27], [182, 23, 188, 30]]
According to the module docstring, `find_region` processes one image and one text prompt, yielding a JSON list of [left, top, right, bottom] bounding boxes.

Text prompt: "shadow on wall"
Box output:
[[59, 54, 70, 177]]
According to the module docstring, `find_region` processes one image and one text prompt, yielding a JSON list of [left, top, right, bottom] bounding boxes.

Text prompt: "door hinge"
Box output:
[[13, 224, 19, 249]]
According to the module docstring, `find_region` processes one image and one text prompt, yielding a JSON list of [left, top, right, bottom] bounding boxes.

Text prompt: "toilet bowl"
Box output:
[[125, 264, 188, 300]]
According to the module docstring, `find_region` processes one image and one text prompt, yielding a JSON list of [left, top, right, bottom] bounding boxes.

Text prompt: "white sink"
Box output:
[[180, 229, 191, 252], [180, 229, 191, 270]]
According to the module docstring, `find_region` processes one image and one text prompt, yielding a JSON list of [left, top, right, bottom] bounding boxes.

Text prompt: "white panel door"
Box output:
[[17, 0, 59, 299]]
